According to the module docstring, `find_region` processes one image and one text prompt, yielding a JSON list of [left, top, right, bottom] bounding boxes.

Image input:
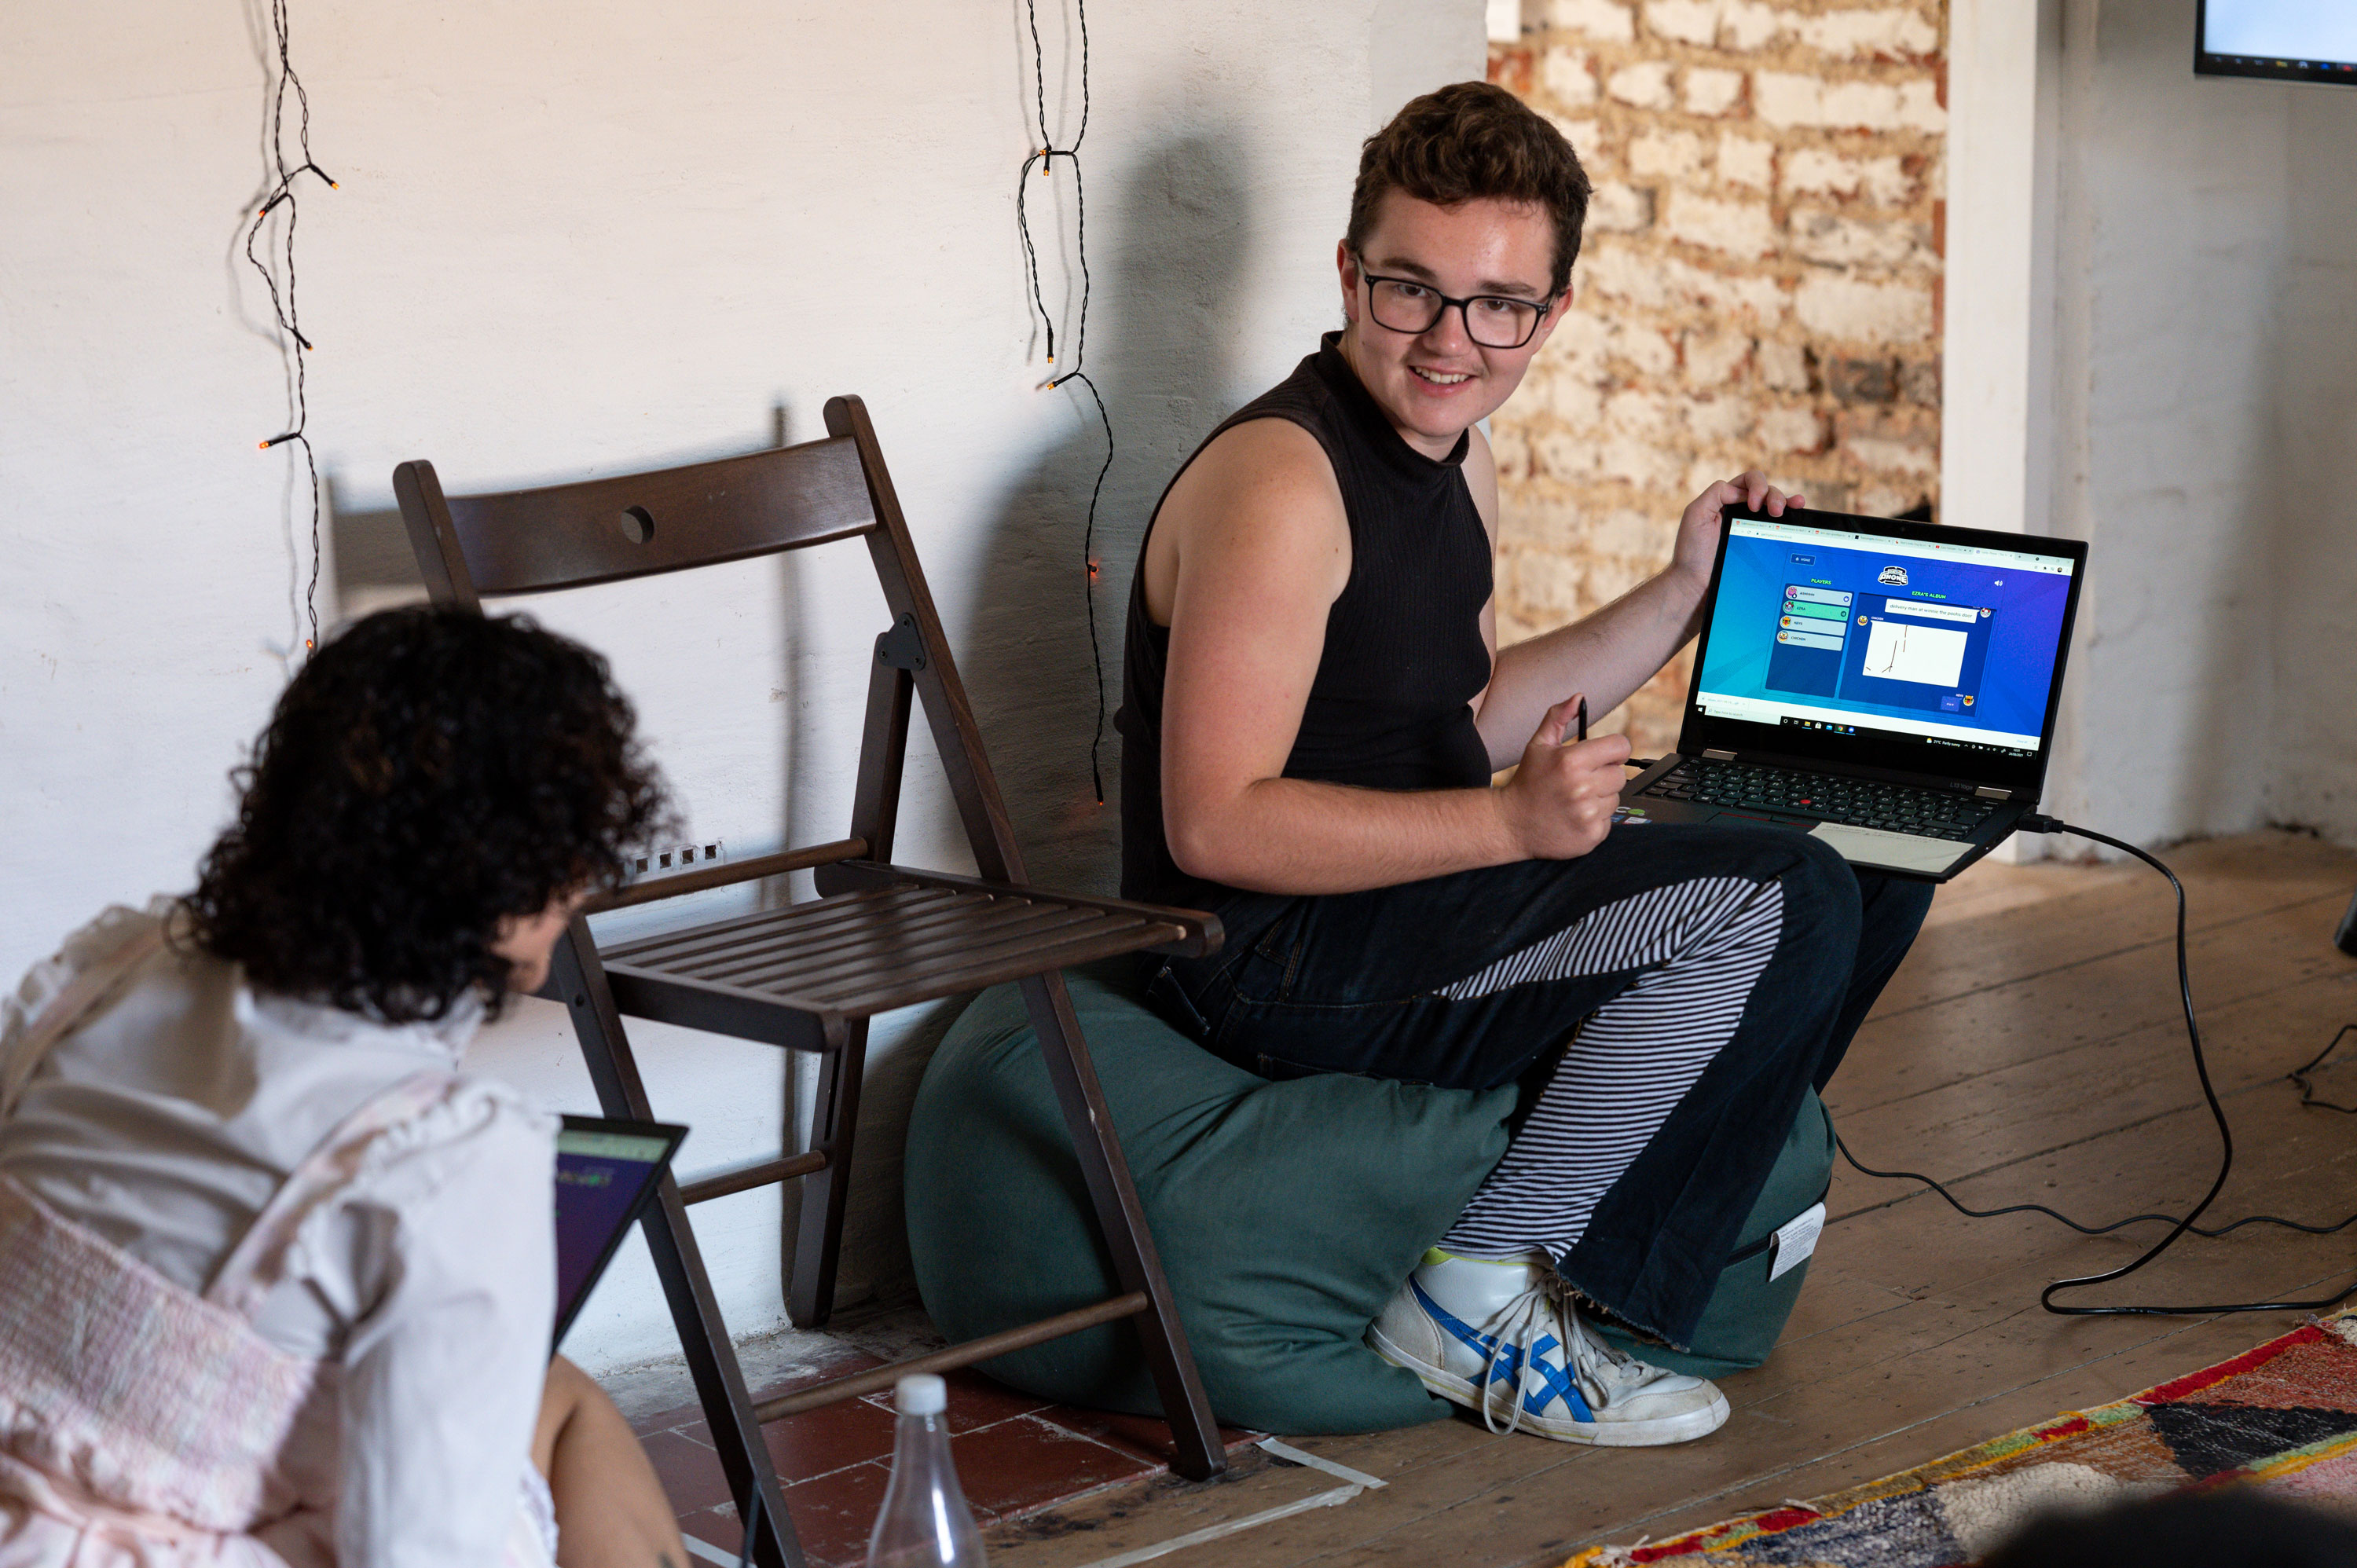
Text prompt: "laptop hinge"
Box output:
[[1702, 749, 1737, 761], [1975, 785, 2013, 800]]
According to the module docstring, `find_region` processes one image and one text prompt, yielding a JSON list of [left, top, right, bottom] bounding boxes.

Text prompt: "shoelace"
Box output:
[[1541, 1271, 1659, 1391], [1479, 1288, 1558, 1438], [1471, 1282, 1622, 1433], [1479, 1284, 1655, 1437]]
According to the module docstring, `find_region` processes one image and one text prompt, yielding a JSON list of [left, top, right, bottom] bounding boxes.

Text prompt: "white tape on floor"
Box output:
[[1253, 1438, 1388, 1490], [1065, 1439, 1388, 1567], [689, 1439, 1390, 1568], [1071, 1485, 1364, 1568], [677, 1531, 737, 1567]]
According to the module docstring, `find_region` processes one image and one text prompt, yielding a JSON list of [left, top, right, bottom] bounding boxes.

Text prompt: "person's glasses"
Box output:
[[1356, 262, 1552, 350]]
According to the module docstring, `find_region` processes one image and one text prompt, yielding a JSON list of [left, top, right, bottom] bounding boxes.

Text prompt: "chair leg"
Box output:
[[788, 1017, 867, 1330], [552, 924, 807, 1568], [1017, 972, 1227, 1481]]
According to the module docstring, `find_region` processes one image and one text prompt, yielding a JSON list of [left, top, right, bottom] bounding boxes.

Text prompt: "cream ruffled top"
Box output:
[[0, 900, 558, 1568]]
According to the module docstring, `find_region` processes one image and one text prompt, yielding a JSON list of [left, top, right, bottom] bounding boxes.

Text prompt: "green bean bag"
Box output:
[[903, 962, 1834, 1433], [1588, 1092, 1835, 1378], [904, 962, 1515, 1433]]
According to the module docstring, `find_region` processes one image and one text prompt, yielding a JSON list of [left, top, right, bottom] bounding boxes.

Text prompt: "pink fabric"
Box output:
[[0, 1181, 329, 1527], [0, 1179, 335, 1566], [0, 927, 552, 1568]]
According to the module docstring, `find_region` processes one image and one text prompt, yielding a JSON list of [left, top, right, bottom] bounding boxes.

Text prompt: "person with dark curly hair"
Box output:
[[0, 607, 691, 1568]]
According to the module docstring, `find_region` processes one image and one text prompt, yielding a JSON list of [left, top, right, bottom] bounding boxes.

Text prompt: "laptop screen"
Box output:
[[1687, 512, 2084, 788], [553, 1116, 686, 1349]]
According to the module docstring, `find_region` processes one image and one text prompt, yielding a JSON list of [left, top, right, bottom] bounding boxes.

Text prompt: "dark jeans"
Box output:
[[1143, 819, 1933, 1348]]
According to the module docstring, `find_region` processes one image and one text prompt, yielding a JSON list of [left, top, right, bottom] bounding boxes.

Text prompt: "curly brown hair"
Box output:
[[185, 606, 669, 1022], [1347, 80, 1593, 298]]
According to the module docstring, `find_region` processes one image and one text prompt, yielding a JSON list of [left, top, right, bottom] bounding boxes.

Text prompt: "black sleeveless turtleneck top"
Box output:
[[1116, 333, 1495, 912]]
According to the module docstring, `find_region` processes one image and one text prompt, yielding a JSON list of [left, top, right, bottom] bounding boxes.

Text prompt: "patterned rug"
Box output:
[[1568, 1312, 2357, 1566]]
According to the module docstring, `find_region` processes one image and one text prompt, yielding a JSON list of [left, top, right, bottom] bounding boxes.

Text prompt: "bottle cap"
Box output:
[[895, 1374, 948, 1416]]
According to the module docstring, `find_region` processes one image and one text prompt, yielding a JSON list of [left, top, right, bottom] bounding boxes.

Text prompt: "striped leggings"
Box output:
[[1437, 875, 1784, 1265], [1152, 820, 1932, 1346]]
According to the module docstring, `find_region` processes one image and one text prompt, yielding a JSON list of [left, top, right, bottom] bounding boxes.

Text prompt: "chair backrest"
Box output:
[[393, 395, 1029, 888], [394, 434, 875, 606]]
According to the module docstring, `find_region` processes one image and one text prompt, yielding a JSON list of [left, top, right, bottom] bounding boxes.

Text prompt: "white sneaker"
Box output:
[[1367, 1250, 1730, 1446]]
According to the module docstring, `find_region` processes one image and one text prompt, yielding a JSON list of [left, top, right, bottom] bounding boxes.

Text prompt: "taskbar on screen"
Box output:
[[1780, 716, 2034, 761], [1697, 691, 2039, 754]]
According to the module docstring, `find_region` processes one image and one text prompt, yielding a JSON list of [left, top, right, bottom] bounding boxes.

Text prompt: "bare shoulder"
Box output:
[[1143, 417, 1350, 624], [1164, 417, 1343, 533], [1462, 423, 1501, 540]]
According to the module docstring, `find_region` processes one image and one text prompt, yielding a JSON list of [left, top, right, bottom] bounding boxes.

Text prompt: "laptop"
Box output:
[[553, 1113, 688, 1350], [1619, 505, 2087, 881]]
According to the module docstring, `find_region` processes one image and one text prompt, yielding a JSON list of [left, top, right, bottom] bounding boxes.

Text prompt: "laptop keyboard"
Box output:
[[1637, 760, 2002, 841]]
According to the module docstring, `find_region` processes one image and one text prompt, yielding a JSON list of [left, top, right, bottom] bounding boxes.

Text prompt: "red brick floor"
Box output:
[[631, 1343, 1254, 1568]]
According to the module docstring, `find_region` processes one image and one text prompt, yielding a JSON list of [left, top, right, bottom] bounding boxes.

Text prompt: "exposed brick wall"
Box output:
[[1488, 0, 1945, 756]]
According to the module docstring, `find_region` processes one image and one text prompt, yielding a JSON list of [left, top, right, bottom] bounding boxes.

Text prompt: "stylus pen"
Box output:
[[1577, 697, 1588, 743]]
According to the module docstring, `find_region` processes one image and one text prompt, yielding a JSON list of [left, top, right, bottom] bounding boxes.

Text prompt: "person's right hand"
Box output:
[[1499, 694, 1633, 860]]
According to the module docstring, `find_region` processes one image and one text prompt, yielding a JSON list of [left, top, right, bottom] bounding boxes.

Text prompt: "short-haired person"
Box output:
[[1119, 82, 1934, 1445], [0, 608, 691, 1568]]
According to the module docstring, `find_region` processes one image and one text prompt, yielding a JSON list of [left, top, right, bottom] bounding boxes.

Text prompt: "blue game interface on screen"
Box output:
[[1695, 522, 2073, 749]]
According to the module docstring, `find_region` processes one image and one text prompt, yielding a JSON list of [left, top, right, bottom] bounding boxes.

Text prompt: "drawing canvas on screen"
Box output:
[[1862, 618, 1967, 687]]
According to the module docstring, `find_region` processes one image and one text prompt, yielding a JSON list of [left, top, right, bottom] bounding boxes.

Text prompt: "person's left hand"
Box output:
[[1670, 469, 1805, 592]]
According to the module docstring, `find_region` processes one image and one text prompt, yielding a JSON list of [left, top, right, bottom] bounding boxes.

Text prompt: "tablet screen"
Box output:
[[554, 1118, 686, 1346]]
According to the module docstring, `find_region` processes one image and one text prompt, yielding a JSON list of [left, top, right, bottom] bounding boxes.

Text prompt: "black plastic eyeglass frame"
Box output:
[[1355, 262, 1553, 350]]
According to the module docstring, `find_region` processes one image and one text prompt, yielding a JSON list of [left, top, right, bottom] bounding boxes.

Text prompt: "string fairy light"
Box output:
[[245, 0, 336, 653], [1015, 0, 1114, 805]]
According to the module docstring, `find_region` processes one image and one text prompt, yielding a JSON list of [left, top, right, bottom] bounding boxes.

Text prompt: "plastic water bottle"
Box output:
[[864, 1374, 987, 1567]]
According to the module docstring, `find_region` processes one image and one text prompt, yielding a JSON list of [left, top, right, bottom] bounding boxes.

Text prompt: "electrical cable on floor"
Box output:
[[1837, 1134, 2357, 1242], [246, 0, 336, 655], [1015, 0, 1113, 804], [1837, 815, 2357, 1318], [2290, 1024, 2357, 1113]]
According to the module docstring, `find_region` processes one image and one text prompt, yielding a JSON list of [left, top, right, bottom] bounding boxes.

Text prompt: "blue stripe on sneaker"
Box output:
[[1516, 1332, 1579, 1419], [1407, 1279, 1595, 1422]]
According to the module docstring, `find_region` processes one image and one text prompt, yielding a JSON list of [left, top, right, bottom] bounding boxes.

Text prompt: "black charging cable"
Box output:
[[2292, 1024, 2357, 1113], [1837, 814, 2357, 1317]]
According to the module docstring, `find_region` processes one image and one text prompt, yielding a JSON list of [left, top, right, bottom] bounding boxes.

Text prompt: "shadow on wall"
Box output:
[[324, 482, 426, 621], [960, 130, 1258, 897]]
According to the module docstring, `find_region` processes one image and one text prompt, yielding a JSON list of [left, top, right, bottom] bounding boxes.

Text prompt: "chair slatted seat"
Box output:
[[606, 877, 1196, 1021]]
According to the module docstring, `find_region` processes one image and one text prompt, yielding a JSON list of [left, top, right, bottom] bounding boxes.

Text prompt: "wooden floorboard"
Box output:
[[980, 832, 2357, 1568]]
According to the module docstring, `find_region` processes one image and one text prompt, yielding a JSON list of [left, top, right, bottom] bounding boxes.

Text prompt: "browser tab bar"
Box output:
[[1730, 519, 2073, 574]]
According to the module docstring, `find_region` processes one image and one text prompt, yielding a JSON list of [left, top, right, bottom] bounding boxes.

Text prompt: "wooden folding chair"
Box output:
[[394, 396, 1226, 1568]]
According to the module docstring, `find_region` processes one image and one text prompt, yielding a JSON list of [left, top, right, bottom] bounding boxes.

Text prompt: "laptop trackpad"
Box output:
[[1807, 821, 1971, 874]]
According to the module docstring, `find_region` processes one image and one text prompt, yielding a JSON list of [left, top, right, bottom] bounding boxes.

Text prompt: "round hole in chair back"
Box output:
[[618, 505, 655, 544]]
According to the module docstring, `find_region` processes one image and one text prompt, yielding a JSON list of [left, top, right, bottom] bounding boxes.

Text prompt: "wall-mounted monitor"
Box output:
[[2197, 1, 2357, 85]]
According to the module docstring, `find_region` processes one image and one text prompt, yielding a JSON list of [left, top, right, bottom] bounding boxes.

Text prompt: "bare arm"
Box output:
[[1148, 421, 1627, 896], [534, 1357, 690, 1568], [1466, 452, 1806, 769]]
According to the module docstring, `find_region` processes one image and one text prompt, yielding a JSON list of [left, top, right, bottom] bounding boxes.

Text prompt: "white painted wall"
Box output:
[[1947, 1, 2357, 852], [2042, 0, 2287, 844], [2267, 84, 2357, 840], [1, 1, 1483, 1373]]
